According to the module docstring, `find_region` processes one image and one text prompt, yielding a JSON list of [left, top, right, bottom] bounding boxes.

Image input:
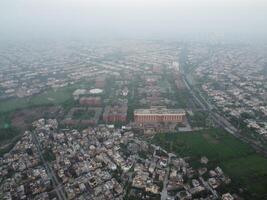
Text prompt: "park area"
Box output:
[[0, 81, 93, 155], [151, 128, 267, 199], [0, 86, 75, 114], [0, 80, 94, 114]]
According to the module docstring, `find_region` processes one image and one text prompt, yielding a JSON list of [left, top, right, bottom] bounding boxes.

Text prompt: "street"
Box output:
[[182, 74, 267, 158], [31, 132, 67, 200]]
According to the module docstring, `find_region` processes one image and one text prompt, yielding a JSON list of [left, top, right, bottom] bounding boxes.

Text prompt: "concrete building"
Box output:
[[134, 107, 186, 124]]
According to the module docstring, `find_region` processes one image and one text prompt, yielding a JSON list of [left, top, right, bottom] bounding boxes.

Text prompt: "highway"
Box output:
[[31, 132, 67, 200], [182, 74, 267, 157]]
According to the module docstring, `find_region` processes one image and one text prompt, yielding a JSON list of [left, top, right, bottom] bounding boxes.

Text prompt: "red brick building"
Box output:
[[79, 97, 101, 106], [95, 77, 106, 88], [134, 107, 186, 124], [103, 105, 128, 123]]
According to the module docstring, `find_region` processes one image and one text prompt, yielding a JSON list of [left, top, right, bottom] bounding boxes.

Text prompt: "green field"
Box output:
[[151, 129, 267, 199], [0, 81, 93, 114], [0, 88, 71, 114], [73, 109, 96, 120]]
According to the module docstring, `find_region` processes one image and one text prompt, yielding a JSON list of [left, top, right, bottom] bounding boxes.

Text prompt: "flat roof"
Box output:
[[89, 88, 103, 94], [134, 108, 186, 115]]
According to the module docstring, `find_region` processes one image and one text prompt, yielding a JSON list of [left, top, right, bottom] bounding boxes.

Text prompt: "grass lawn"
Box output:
[[188, 111, 208, 127], [0, 81, 92, 114], [222, 155, 267, 197], [151, 128, 267, 199], [0, 88, 72, 114], [73, 109, 95, 120], [173, 89, 192, 108]]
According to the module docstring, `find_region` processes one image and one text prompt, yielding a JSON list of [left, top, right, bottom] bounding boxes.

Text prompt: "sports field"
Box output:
[[152, 128, 267, 199]]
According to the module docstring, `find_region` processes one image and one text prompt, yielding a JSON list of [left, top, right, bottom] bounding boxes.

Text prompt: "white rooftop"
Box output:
[[89, 88, 103, 94]]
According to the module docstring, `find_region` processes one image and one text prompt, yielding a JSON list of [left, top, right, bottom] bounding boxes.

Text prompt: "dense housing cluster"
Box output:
[[0, 119, 238, 200]]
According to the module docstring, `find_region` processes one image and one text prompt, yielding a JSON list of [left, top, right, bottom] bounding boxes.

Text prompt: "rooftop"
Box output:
[[89, 88, 103, 94], [134, 107, 186, 115]]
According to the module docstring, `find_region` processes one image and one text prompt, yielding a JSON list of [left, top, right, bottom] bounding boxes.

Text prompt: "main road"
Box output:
[[31, 132, 67, 200], [182, 73, 267, 157]]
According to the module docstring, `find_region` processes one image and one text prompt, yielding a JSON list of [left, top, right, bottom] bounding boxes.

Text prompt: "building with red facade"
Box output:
[[95, 76, 106, 88], [79, 97, 101, 106], [134, 107, 186, 124], [103, 105, 128, 123]]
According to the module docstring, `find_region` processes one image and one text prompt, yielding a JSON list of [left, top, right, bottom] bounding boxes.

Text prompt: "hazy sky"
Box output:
[[0, 0, 266, 41]]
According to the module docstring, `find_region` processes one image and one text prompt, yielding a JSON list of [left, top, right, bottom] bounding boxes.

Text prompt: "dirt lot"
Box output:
[[11, 106, 64, 132], [0, 106, 64, 154]]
